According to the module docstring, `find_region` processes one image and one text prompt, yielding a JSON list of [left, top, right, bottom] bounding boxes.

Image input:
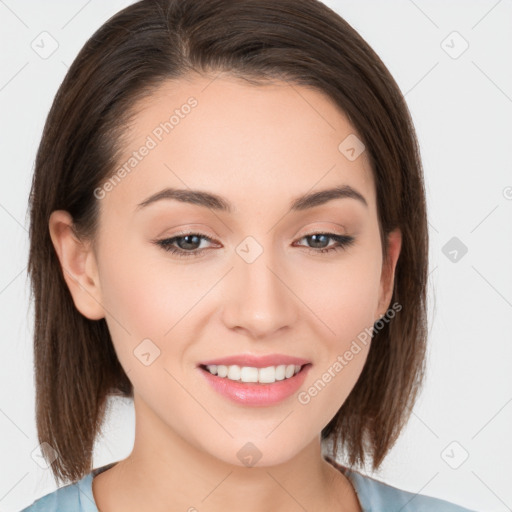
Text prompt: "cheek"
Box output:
[[96, 243, 225, 401], [293, 255, 379, 419], [297, 267, 377, 422], [97, 233, 205, 335], [298, 252, 382, 339]]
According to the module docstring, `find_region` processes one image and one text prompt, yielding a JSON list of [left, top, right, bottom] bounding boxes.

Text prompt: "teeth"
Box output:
[[205, 364, 302, 383]]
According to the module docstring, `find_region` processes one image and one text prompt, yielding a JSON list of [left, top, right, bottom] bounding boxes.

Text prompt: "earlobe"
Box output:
[[48, 210, 105, 320], [377, 228, 402, 318]]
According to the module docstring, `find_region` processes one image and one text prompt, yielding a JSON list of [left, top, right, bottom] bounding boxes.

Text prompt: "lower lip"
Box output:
[[198, 364, 312, 406]]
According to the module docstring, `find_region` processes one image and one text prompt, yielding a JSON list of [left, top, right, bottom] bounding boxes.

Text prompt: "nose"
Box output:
[[221, 244, 298, 339]]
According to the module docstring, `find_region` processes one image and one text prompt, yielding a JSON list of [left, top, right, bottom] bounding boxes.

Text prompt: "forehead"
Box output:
[[101, 73, 375, 218]]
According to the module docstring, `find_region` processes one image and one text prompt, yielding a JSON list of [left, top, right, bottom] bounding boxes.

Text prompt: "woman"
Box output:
[[21, 0, 475, 510]]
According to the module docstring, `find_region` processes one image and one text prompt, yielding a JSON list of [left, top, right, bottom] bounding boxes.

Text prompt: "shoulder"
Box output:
[[346, 469, 477, 512], [19, 483, 82, 511], [19, 472, 98, 512], [324, 455, 476, 512]]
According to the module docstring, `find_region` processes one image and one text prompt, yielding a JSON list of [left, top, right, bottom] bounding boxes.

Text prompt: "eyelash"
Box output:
[[154, 231, 355, 259]]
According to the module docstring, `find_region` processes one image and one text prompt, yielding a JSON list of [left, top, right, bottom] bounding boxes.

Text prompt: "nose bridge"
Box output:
[[222, 235, 297, 337]]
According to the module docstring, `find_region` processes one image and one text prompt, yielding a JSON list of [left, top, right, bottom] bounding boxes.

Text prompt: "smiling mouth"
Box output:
[[199, 363, 311, 384]]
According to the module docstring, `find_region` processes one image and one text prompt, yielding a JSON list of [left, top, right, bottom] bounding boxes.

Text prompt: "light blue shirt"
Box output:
[[20, 458, 477, 511]]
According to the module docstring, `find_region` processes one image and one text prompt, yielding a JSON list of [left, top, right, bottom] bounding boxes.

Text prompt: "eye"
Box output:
[[153, 232, 355, 258], [293, 233, 355, 255], [154, 232, 218, 258]]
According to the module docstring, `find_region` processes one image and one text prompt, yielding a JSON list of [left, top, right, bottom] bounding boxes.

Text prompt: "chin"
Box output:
[[204, 435, 310, 469]]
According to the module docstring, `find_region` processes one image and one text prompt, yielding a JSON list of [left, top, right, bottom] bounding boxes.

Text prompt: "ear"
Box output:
[[48, 210, 105, 320], [376, 228, 402, 319]]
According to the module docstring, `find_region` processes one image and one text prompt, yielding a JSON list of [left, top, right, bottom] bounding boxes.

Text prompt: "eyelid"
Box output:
[[156, 223, 219, 238], [298, 226, 347, 237]]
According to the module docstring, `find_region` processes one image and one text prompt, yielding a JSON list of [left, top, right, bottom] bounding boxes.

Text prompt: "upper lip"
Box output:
[[199, 354, 311, 368]]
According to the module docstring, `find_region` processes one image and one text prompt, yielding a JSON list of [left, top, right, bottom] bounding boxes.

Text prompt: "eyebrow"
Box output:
[[135, 184, 368, 213]]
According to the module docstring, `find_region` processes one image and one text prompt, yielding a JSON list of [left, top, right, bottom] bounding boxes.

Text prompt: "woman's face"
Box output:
[[79, 74, 401, 466]]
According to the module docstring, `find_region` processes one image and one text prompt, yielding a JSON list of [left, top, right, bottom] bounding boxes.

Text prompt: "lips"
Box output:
[[198, 364, 311, 406], [198, 353, 310, 368]]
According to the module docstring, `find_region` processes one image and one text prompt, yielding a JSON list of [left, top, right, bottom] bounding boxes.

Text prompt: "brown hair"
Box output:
[[27, 0, 428, 484]]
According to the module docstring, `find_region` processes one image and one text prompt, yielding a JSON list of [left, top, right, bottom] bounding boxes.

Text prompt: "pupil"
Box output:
[[309, 234, 328, 248], [180, 235, 200, 250]]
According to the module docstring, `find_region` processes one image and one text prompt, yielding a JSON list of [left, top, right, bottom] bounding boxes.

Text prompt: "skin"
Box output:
[[49, 73, 401, 512]]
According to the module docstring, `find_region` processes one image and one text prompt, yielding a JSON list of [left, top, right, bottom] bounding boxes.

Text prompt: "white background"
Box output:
[[0, 1, 511, 511]]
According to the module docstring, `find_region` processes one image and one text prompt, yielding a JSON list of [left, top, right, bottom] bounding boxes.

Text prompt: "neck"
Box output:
[[93, 393, 360, 512]]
